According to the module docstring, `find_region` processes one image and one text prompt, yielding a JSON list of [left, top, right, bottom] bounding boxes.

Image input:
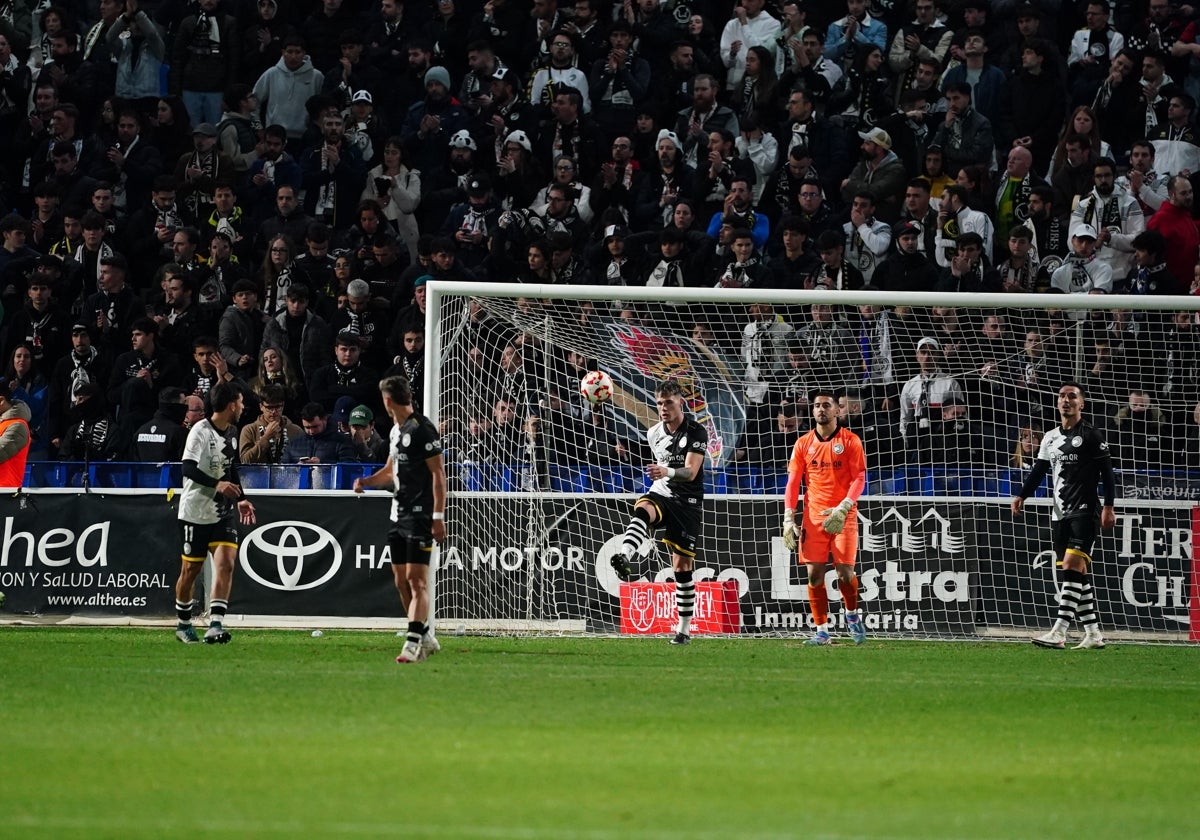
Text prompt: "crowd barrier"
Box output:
[[21, 461, 1200, 498]]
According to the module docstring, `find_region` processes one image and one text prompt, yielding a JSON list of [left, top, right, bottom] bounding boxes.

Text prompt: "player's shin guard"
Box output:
[[675, 570, 694, 635], [1056, 568, 1087, 629], [808, 583, 829, 629], [621, 507, 653, 558], [1075, 575, 1099, 629], [840, 574, 860, 614]]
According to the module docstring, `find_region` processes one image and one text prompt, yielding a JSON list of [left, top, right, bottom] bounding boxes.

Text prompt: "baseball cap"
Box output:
[[333, 395, 356, 425], [413, 274, 433, 288], [857, 127, 892, 150], [349, 405, 374, 426], [603, 224, 628, 241], [466, 176, 490, 197], [894, 220, 922, 237], [1071, 223, 1099, 240], [916, 337, 941, 351], [351, 90, 373, 104], [71, 322, 90, 333], [192, 123, 218, 137]]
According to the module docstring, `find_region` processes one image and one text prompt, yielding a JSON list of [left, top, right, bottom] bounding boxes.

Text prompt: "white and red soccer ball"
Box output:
[[580, 370, 614, 405]]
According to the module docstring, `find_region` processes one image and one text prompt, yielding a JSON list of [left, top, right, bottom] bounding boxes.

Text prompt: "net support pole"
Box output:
[[424, 283, 446, 632]]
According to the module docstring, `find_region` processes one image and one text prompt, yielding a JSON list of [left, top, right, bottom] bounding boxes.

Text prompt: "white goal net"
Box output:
[[426, 283, 1199, 643]]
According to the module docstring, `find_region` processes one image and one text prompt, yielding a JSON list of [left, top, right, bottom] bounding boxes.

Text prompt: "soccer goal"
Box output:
[[426, 282, 1200, 644]]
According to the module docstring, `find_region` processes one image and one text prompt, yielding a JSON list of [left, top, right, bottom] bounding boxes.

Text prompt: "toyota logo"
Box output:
[[239, 521, 342, 591]]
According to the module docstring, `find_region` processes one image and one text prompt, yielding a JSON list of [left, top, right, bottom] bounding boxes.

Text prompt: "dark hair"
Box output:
[[300, 401, 327, 421], [944, 81, 973, 98], [224, 83, 254, 111], [131, 316, 158, 335], [258, 383, 287, 405], [380, 375, 413, 405], [808, 387, 842, 403], [192, 335, 218, 353], [1130, 228, 1167, 257], [655, 380, 684, 399], [209, 381, 242, 413]]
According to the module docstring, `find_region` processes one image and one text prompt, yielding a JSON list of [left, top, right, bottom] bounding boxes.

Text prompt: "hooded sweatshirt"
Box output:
[[253, 55, 325, 138]]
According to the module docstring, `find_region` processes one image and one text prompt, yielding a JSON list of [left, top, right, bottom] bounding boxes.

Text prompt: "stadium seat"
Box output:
[[240, 465, 271, 490], [763, 470, 789, 495], [704, 468, 728, 495], [549, 466, 589, 492], [593, 465, 632, 493], [728, 465, 764, 494]]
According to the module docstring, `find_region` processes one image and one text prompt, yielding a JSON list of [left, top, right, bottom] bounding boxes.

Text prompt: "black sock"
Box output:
[[407, 620, 426, 647], [210, 599, 228, 626], [175, 600, 192, 624], [1058, 568, 1087, 625], [675, 569, 694, 634]]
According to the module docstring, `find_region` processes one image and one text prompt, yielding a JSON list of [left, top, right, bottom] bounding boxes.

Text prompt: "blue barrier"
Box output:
[[19, 462, 1200, 497]]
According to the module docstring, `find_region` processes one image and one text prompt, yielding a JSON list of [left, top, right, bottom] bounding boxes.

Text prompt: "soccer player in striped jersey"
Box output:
[[611, 380, 708, 645], [1012, 382, 1116, 650], [174, 381, 257, 644], [782, 388, 868, 645]]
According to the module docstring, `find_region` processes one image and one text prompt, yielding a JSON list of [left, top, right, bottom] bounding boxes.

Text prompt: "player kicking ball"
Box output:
[[781, 388, 867, 645], [610, 380, 708, 645], [174, 382, 257, 644], [1012, 382, 1115, 650], [353, 376, 447, 663]]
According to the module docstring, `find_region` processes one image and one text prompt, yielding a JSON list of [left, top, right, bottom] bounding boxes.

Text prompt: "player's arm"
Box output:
[[427, 452, 448, 542], [650, 450, 704, 481], [224, 459, 256, 523], [182, 459, 239, 498], [1098, 440, 1117, 529], [1011, 458, 1051, 515], [353, 456, 394, 492], [782, 438, 805, 549]]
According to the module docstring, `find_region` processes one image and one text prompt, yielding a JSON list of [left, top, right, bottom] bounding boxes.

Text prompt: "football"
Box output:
[[580, 370, 614, 405]]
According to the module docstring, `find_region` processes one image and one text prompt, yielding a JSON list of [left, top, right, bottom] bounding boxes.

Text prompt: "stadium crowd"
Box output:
[[2, 0, 1200, 484]]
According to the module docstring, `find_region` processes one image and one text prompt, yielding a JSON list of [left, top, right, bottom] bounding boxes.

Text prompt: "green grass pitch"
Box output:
[[2, 628, 1197, 839]]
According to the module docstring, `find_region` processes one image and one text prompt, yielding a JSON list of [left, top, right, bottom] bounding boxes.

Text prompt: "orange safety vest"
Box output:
[[0, 415, 31, 488]]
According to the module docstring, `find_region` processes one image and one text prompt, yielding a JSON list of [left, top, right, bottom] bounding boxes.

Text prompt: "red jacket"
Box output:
[[1146, 201, 1200, 294]]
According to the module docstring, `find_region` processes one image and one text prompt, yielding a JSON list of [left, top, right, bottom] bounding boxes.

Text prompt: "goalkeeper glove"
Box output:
[[820, 498, 854, 535], [782, 510, 799, 551]]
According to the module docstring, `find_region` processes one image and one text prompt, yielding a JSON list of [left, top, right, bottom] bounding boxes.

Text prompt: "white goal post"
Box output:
[[426, 282, 1200, 643]]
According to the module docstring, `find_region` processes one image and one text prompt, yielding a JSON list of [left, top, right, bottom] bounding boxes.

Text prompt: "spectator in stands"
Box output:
[[253, 37, 324, 151], [935, 184, 993, 268], [1003, 39, 1067, 174], [308, 331, 380, 414], [7, 267, 71, 379], [107, 317, 184, 457], [347, 404, 387, 462], [841, 127, 906, 222], [283, 401, 358, 463], [218, 280, 266, 381], [842, 191, 891, 285], [1071, 158, 1144, 281], [1050, 224, 1114, 296], [239, 383, 302, 465], [57, 381, 118, 463], [1010, 424, 1043, 471], [1149, 94, 1200, 178], [876, 220, 937, 292], [133, 387, 189, 462], [899, 336, 964, 458], [261, 283, 333, 389], [936, 231, 1000, 293], [181, 336, 235, 398], [1110, 389, 1167, 469], [1145, 174, 1199, 293]]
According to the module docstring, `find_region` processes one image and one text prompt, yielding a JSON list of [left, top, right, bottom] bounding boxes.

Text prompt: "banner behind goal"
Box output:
[[426, 284, 1199, 643]]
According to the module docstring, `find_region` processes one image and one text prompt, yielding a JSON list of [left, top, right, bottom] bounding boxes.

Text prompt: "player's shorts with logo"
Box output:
[[1053, 515, 1098, 563], [801, 514, 858, 566], [637, 492, 700, 557], [389, 515, 434, 565], [179, 515, 240, 562]]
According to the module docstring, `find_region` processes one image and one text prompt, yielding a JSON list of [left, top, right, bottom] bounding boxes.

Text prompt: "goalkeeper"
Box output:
[[781, 388, 868, 645]]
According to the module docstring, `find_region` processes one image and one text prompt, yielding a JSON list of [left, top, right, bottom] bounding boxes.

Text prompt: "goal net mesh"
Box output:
[[429, 285, 1197, 643]]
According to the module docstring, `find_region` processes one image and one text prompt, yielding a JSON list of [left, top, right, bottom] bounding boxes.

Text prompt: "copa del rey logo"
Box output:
[[619, 581, 739, 635]]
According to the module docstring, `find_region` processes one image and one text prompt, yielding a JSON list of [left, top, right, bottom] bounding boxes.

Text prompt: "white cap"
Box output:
[[916, 337, 941, 351], [1071, 223, 1099, 240]]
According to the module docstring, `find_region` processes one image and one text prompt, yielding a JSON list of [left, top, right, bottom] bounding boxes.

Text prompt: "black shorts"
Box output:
[[1053, 516, 1099, 564], [388, 520, 434, 566], [179, 517, 240, 562], [637, 492, 701, 558]]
